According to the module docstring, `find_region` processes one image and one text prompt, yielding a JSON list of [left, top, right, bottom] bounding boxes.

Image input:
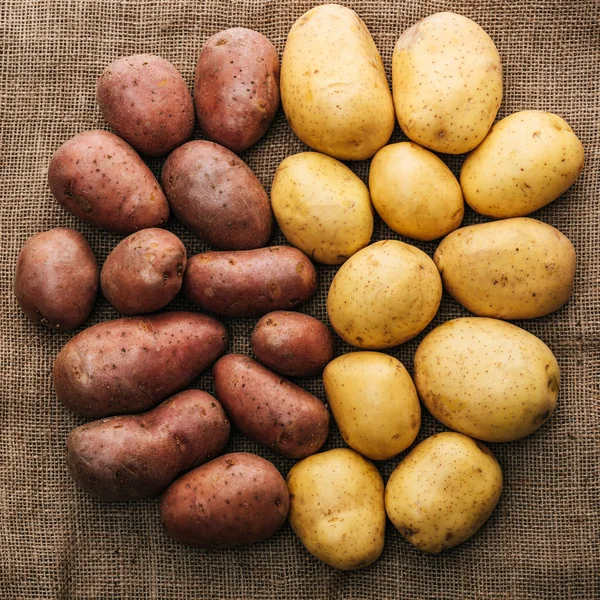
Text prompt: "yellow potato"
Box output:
[[271, 152, 373, 264], [434, 218, 576, 319], [287, 448, 385, 570], [327, 240, 442, 349], [392, 12, 502, 154], [369, 142, 464, 241], [385, 432, 502, 553], [323, 352, 420, 460], [414, 318, 560, 442], [461, 110, 585, 218], [281, 4, 394, 160]]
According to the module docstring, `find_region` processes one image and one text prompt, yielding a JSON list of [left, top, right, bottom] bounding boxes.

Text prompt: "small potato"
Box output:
[[194, 28, 280, 153], [160, 452, 289, 548], [385, 432, 503, 553], [14, 228, 98, 330], [48, 130, 169, 234], [66, 390, 230, 501], [213, 354, 329, 458], [251, 311, 334, 377]]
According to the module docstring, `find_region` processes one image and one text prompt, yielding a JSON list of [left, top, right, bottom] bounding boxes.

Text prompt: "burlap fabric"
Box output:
[[1, 1, 598, 598]]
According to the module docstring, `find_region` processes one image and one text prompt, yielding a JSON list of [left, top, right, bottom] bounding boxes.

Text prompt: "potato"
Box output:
[[213, 354, 329, 458], [287, 448, 385, 570], [392, 12, 502, 154], [66, 390, 230, 501], [160, 452, 289, 548], [327, 240, 442, 349], [100, 228, 186, 315], [97, 54, 194, 157], [281, 4, 394, 160], [14, 228, 98, 330], [434, 218, 576, 319], [271, 152, 373, 264], [414, 318, 560, 442], [184, 246, 317, 317], [251, 311, 334, 377], [323, 352, 420, 460], [369, 142, 463, 241], [161, 140, 272, 250], [194, 28, 280, 153], [48, 130, 169, 234], [461, 110, 585, 218], [53, 312, 228, 418]]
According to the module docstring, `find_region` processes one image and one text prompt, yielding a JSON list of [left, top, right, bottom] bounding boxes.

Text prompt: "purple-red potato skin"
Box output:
[[48, 130, 169, 234], [97, 54, 194, 157], [14, 228, 98, 330], [66, 390, 230, 501], [160, 452, 289, 548], [100, 228, 187, 315], [194, 28, 280, 153], [184, 246, 317, 317], [53, 312, 228, 418], [213, 354, 329, 458]]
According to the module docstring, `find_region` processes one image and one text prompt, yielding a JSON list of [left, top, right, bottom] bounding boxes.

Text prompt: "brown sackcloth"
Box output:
[[1, 0, 599, 598]]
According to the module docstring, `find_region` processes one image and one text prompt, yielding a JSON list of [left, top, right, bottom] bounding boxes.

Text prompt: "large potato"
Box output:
[[281, 4, 394, 160], [434, 218, 576, 319], [287, 448, 385, 570], [271, 152, 373, 264], [392, 12, 502, 154], [461, 111, 585, 218], [327, 240, 442, 349], [414, 318, 560, 442]]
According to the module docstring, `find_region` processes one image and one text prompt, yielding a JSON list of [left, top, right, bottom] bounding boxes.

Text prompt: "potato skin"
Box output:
[[48, 130, 169, 234], [100, 228, 186, 315], [194, 28, 280, 153], [184, 246, 317, 317], [14, 228, 98, 330], [160, 452, 289, 548], [66, 390, 230, 501], [97, 54, 194, 157], [213, 354, 329, 458], [161, 140, 272, 250], [53, 312, 228, 418]]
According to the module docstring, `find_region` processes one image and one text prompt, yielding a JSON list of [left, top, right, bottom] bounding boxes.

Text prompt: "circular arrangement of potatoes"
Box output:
[[13, 3, 583, 571]]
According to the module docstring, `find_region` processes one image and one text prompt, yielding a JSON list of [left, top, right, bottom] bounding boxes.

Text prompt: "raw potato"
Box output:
[[66, 390, 230, 501], [14, 228, 98, 330], [287, 448, 385, 570], [327, 240, 442, 349], [369, 142, 464, 241], [281, 4, 394, 160], [434, 218, 576, 319], [323, 352, 420, 460], [160, 452, 289, 548], [414, 318, 560, 442], [392, 12, 502, 154], [461, 110, 585, 218], [271, 152, 373, 264], [385, 432, 503, 553]]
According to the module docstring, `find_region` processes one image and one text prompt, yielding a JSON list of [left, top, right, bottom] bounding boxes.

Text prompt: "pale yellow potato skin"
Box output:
[[434, 218, 576, 320], [414, 318, 560, 442], [281, 4, 395, 160], [460, 110, 585, 218], [323, 352, 421, 460], [392, 12, 502, 154], [287, 448, 385, 570], [385, 432, 503, 553], [369, 142, 464, 241], [327, 240, 442, 349], [271, 152, 373, 264]]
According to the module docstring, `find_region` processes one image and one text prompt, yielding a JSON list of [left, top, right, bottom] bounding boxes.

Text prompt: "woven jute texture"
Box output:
[[1, 1, 599, 598]]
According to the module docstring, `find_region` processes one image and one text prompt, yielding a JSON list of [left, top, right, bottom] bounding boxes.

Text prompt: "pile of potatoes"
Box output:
[[14, 4, 583, 569]]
